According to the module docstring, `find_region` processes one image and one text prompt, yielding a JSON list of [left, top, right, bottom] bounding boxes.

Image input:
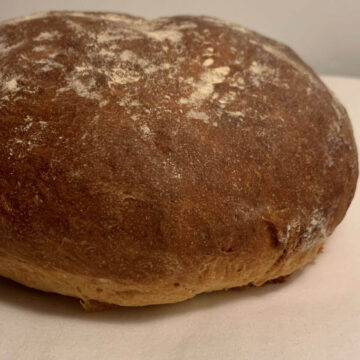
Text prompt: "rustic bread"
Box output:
[[0, 11, 358, 309]]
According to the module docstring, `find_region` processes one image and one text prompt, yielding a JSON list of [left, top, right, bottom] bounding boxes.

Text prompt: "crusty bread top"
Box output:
[[0, 12, 358, 286]]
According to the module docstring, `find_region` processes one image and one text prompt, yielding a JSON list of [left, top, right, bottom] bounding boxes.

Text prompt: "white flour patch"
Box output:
[[120, 49, 139, 62], [74, 65, 92, 72], [300, 210, 327, 251], [203, 47, 214, 57], [97, 31, 130, 43], [120, 50, 150, 69], [65, 18, 92, 37], [140, 124, 152, 137], [229, 74, 245, 90], [69, 11, 141, 26], [187, 110, 209, 124], [278, 211, 327, 250], [99, 99, 109, 107], [226, 110, 244, 117], [146, 29, 182, 43], [249, 61, 274, 76], [34, 31, 60, 41], [118, 50, 170, 75], [3, 78, 19, 92], [172, 171, 182, 179], [108, 67, 141, 86], [249, 61, 276, 86], [162, 63, 171, 70], [131, 100, 141, 106], [99, 48, 115, 57], [35, 58, 64, 72], [161, 158, 182, 180], [144, 62, 171, 74], [218, 91, 237, 107], [0, 40, 24, 56], [181, 66, 230, 105], [279, 218, 301, 245], [39, 121, 48, 129], [97, 13, 141, 23], [71, 78, 101, 99], [95, 17, 189, 45], [172, 22, 198, 30], [203, 58, 214, 67], [32, 45, 46, 52], [58, 78, 101, 100]]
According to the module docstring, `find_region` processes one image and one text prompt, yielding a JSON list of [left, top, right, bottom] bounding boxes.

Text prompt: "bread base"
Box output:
[[0, 241, 324, 310]]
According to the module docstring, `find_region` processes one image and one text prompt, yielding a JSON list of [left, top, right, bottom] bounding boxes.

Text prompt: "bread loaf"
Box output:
[[0, 11, 358, 309]]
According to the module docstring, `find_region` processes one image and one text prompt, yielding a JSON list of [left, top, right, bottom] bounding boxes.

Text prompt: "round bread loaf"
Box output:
[[0, 11, 358, 309]]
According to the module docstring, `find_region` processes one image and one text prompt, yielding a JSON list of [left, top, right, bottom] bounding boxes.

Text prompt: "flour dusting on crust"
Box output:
[[0, 11, 356, 260]]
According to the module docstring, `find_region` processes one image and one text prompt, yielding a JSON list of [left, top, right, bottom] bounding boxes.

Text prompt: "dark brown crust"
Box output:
[[0, 11, 358, 306]]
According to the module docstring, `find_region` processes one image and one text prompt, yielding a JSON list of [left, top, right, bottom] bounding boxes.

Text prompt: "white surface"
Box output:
[[0, 76, 359, 360], [0, 0, 360, 77]]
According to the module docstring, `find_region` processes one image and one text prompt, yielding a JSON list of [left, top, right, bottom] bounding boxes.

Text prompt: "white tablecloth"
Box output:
[[1, 75, 359, 360]]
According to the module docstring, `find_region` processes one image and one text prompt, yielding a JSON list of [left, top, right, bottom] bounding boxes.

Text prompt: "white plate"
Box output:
[[1, 75, 359, 360]]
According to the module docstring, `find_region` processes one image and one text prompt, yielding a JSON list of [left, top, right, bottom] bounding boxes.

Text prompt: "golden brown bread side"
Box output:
[[0, 11, 358, 308]]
